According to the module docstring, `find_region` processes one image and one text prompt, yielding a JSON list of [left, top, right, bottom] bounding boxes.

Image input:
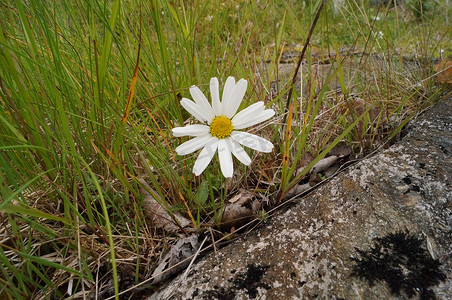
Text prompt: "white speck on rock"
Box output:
[[349, 163, 375, 189], [246, 240, 270, 253]]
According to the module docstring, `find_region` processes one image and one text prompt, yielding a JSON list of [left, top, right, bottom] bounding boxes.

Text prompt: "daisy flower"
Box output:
[[172, 76, 275, 178]]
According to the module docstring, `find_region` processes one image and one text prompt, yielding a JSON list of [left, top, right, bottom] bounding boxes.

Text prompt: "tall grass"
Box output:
[[0, 0, 450, 298]]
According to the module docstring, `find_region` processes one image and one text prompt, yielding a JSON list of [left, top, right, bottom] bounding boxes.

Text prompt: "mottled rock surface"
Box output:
[[148, 97, 452, 300]]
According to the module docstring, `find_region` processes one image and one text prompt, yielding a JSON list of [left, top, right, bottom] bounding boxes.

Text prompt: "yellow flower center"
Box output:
[[210, 116, 233, 139]]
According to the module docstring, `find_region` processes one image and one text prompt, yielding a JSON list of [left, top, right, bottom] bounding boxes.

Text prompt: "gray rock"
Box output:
[[148, 97, 452, 299]]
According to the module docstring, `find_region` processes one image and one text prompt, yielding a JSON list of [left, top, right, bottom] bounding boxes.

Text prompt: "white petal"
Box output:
[[175, 134, 212, 155], [224, 79, 247, 118], [231, 102, 265, 128], [210, 77, 222, 115], [232, 109, 275, 129], [193, 138, 218, 176], [180, 98, 208, 123], [226, 137, 251, 166], [172, 125, 210, 137], [230, 131, 274, 153], [221, 76, 236, 108], [218, 139, 233, 178], [190, 86, 215, 122]]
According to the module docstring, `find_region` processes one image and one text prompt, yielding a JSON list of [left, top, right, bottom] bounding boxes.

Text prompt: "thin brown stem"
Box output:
[[283, 0, 325, 116], [277, 0, 325, 205]]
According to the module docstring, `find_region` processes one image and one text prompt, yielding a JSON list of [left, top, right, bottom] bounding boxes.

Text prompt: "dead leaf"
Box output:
[[228, 190, 255, 205], [139, 179, 191, 233], [325, 164, 341, 178], [328, 145, 352, 158], [309, 172, 323, 186], [151, 234, 200, 284], [228, 193, 242, 204], [312, 155, 338, 173], [435, 60, 452, 84], [220, 190, 261, 231], [285, 183, 311, 199]]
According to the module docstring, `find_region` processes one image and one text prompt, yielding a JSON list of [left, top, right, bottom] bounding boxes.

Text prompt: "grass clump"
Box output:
[[0, 0, 450, 298]]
